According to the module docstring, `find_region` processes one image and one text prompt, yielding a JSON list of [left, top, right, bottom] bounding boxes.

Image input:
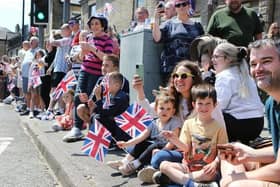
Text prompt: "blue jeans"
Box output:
[[74, 70, 100, 130], [151, 150, 183, 169]]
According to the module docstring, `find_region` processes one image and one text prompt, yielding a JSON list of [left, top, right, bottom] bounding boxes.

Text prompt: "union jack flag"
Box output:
[[114, 103, 153, 138], [81, 119, 112, 162], [101, 75, 110, 109], [51, 70, 77, 100]]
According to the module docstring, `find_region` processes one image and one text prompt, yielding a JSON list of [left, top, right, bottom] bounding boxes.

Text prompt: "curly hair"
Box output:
[[168, 60, 202, 112]]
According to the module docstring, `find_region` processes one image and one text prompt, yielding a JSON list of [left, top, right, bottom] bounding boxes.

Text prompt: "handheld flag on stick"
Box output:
[[114, 102, 153, 138], [81, 119, 112, 162], [51, 70, 77, 100]]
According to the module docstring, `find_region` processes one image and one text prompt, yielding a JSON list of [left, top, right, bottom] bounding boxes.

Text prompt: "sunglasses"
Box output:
[[172, 72, 194, 79], [175, 1, 190, 8], [68, 21, 77, 25]]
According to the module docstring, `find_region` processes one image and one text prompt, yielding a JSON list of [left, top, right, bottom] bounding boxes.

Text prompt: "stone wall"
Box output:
[[79, 0, 280, 35]]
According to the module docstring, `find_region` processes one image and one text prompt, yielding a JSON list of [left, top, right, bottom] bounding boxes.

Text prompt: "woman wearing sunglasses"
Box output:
[[133, 61, 225, 184], [153, 0, 204, 85]]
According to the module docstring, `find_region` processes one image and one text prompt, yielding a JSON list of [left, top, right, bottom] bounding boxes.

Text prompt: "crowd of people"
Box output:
[[1, 0, 280, 186]]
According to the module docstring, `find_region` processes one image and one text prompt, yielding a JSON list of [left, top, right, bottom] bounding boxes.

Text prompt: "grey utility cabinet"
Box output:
[[120, 29, 163, 103]]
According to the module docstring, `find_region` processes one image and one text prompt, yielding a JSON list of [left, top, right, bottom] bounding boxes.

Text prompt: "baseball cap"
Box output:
[[68, 18, 79, 25]]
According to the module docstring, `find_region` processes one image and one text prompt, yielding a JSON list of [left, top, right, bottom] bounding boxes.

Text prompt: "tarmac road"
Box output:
[[1, 103, 157, 187], [0, 103, 60, 187]]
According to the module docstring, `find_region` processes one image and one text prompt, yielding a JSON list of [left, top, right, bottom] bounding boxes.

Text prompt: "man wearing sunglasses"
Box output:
[[206, 0, 263, 47]]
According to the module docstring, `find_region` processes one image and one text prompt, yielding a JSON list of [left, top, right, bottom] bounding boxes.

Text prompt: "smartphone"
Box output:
[[135, 64, 144, 82], [157, 2, 164, 8], [217, 144, 235, 155], [157, 1, 165, 13]]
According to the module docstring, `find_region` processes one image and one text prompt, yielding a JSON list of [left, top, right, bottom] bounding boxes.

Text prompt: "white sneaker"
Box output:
[[29, 112, 34, 119], [62, 127, 84, 142], [119, 162, 137, 176], [137, 166, 158, 184], [106, 160, 123, 170]]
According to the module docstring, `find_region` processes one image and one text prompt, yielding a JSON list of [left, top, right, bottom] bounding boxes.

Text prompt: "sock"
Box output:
[[121, 158, 129, 165], [26, 107, 30, 111], [131, 159, 141, 169]]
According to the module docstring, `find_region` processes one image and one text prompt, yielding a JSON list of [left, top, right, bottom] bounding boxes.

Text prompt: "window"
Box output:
[[89, 4, 96, 17], [136, 0, 145, 8]]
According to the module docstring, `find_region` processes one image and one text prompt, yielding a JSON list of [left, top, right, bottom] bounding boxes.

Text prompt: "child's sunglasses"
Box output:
[[172, 72, 194, 79]]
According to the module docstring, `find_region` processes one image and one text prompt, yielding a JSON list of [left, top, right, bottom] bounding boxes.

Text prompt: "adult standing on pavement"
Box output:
[[129, 7, 149, 32], [17, 40, 31, 98], [19, 36, 40, 116], [163, 1, 177, 21], [44, 24, 72, 118], [68, 18, 81, 47], [153, 0, 204, 85], [63, 14, 113, 142], [206, 0, 263, 47], [67, 18, 82, 80], [219, 39, 280, 187]]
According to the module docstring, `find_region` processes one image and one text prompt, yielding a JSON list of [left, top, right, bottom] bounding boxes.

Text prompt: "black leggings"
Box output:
[[129, 141, 166, 166], [223, 113, 264, 145]]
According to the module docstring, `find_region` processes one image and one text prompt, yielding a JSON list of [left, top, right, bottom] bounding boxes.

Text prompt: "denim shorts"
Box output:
[[22, 77, 29, 94]]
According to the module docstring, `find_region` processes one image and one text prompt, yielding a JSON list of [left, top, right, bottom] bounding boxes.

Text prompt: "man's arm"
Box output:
[[220, 143, 275, 164], [249, 146, 275, 164], [228, 149, 280, 184], [245, 150, 280, 182], [220, 145, 278, 187]]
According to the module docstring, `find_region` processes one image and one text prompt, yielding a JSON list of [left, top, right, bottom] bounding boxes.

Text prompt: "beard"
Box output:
[[228, 1, 242, 12], [256, 69, 280, 93]]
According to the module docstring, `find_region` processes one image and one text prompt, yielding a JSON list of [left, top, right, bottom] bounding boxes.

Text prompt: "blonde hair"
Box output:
[[267, 22, 280, 39], [215, 42, 250, 98]]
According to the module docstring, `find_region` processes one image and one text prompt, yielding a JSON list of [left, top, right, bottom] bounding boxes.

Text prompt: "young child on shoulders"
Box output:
[[52, 89, 75, 131], [153, 83, 228, 186], [88, 71, 131, 141], [106, 93, 181, 177]]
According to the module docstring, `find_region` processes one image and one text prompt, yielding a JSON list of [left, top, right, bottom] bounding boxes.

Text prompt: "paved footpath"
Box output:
[[2, 103, 157, 187], [3, 103, 271, 187]]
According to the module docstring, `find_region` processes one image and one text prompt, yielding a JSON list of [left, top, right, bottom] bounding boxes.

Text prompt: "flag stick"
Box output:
[[111, 136, 130, 154]]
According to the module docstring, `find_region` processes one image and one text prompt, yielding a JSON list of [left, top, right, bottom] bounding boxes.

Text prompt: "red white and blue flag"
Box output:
[[114, 103, 153, 138], [51, 70, 77, 100], [81, 119, 112, 162], [101, 75, 111, 109]]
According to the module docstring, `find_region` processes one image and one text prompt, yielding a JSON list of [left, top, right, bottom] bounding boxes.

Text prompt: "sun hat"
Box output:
[[87, 14, 108, 32], [190, 35, 227, 61]]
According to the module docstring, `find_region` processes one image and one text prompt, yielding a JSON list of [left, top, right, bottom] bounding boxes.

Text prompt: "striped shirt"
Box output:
[[81, 34, 113, 75]]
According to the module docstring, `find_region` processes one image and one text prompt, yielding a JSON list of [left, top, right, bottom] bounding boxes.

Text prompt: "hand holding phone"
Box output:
[[156, 1, 165, 13], [217, 144, 235, 155]]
